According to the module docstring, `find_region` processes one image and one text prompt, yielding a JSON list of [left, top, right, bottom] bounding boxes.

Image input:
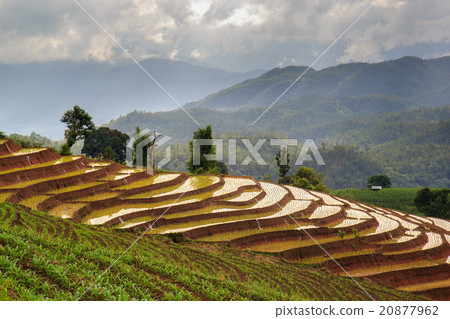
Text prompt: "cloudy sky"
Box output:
[[0, 0, 449, 71]]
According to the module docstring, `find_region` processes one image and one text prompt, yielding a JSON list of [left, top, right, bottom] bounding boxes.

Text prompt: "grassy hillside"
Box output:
[[0, 203, 424, 301], [330, 188, 439, 215]]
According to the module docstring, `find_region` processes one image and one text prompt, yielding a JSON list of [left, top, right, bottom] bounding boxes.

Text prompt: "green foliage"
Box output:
[[132, 127, 150, 167], [367, 175, 392, 188], [60, 106, 95, 147], [187, 125, 218, 174], [58, 143, 72, 156], [306, 144, 384, 190], [214, 161, 229, 175], [8, 132, 65, 149], [0, 131, 6, 138], [289, 167, 327, 192], [81, 127, 129, 163], [414, 188, 450, 219], [104, 146, 115, 161], [337, 230, 346, 239], [275, 148, 290, 180], [331, 188, 447, 215]]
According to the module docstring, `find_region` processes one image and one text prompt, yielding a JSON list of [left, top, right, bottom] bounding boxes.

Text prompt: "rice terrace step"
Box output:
[[0, 139, 449, 300]]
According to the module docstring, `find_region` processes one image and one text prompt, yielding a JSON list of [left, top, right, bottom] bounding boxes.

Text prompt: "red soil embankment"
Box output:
[[366, 264, 450, 292], [0, 148, 60, 171], [126, 191, 295, 230], [0, 139, 21, 156], [419, 286, 450, 301], [183, 215, 298, 240], [38, 170, 152, 211], [230, 217, 378, 250], [279, 236, 380, 261], [0, 156, 90, 187], [38, 183, 112, 211], [71, 173, 190, 222], [308, 207, 346, 226], [8, 162, 122, 203], [127, 176, 225, 204], [117, 173, 188, 197], [325, 242, 450, 275], [379, 231, 429, 253]]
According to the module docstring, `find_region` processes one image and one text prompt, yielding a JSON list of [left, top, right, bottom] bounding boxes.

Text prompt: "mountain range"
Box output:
[[186, 55, 450, 110]]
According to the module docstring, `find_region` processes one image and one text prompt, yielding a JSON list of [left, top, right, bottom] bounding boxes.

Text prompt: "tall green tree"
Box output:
[[187, 125, 218, 174], [81, 127, 129, 163], [275, 148, 290, 184], [132, 126, 151, 167], [60, 106, 95, 147], [104, 146, 116, 161], [367, 175, 391, 188]]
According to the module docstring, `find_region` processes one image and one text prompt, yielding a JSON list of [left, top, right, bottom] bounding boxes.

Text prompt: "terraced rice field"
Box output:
[[0, 203, 427, 301], [0, 139, 449, 300]]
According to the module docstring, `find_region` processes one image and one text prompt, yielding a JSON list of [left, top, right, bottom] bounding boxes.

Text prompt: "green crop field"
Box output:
[[331, 188, 440, 215], [0, 203, 426, 301]]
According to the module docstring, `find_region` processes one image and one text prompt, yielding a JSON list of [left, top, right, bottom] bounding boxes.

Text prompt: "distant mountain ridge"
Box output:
[[187, 56, 450, 110], [0, 58, 265, 138]]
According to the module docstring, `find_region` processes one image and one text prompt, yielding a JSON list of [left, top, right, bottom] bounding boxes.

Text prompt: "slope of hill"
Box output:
[[0, 203, 426, 301], [188, 56, 450, 110], [0, 58, 264, 139], [0, 139, 449, 300]]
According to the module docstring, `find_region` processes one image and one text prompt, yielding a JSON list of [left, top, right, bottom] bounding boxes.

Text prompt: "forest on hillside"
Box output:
[[122, 105, 449, 189]]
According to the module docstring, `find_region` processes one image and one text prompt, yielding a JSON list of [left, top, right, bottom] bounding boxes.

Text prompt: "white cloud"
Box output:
[[0, 0, 448, 70]]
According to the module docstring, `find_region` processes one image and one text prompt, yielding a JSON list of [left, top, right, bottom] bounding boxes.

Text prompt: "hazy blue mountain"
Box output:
[[187, 56, 450, 110], [0, 58, 265, 139]]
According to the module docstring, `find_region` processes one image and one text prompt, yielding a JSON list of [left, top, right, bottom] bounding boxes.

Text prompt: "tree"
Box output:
[[0, 131, 6, 138], [187, 125, 217, 174], [81, 127, 129, 163], [60, 106, 95, 147], [104, 146, 116, 161], [367, 174, 391, 188], [215, 161, 229, 175], [290, 167, 327, 192], [414, 188, 450, 219], [275, 148, 290, 184], [59, 143, 72, 156], [132, 126, 151, 167]]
